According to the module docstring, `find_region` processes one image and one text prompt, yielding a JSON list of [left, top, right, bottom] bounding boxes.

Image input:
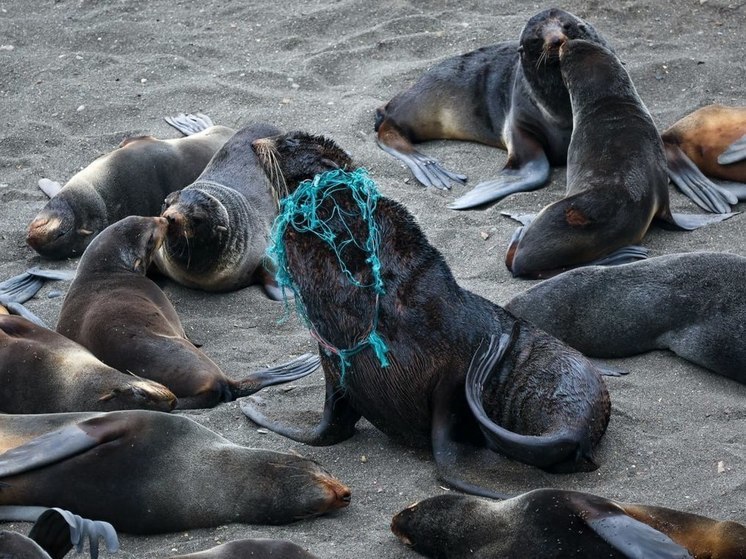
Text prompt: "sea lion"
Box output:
[[154, 118, 284, 296], [0, 315, 177, 413], [56, 216, 319, 409], [374, 8, 611, 209], [391, 489, 746, 559], [505, 252, 746, 385], [0, 507, 119, 559], [663, 104, 746, 213], [243, 134, 612, 499], [170, 539, 319, 559], [27, 113, 234, 259], [0, 410, 351, 534], [503, 39, 734, 279]]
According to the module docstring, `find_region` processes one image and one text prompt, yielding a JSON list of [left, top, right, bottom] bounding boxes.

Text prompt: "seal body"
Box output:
[[170, 539, 320, 559], [27, 124, 234, 259], [391, 490, 745, 559], [375, 9, 611, 209], [243, 133, 611, 498], [0, 411, 351, 534], [504, 39, 733, 279], [57, 216, 318, 409], [506, 252, 746, 384], [0, 315, 177, 413], [155, 123, 284, 294]]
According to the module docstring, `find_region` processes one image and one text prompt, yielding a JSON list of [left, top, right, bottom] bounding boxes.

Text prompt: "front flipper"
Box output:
[[29, 508, 119, 559], [37, 179, 63, 199], [449, 158, 550, 210], [500, 211, 536, 226], [240, 375, 361, 446], [230, 353, 321, 398], [464, 332, 586, 470], [586, 246, 649, 267], [164, 113, 215, 136], [665, 143, 737, 213], [254, 262, 292, 302], [657, 210, 738, 231], [377, 141, 467, 190], [718, 133, 746, 165]]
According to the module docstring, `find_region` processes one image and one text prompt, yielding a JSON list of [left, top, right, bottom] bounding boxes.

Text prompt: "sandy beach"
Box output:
[[0, 0, 744, 557]]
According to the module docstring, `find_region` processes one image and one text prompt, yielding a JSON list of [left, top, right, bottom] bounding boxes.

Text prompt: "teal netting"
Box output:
[[266, 168, 390, 383]]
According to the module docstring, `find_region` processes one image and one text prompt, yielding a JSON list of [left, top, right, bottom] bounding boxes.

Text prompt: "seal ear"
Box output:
[[321, 158, 341, 170], [133, 258, 144, 273], [76, 228, 93, 236], [98, 389, 119, 402], [215, 225, 228, 233]]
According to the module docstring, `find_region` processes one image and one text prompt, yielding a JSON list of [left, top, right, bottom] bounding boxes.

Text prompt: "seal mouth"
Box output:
[[390, 514, 413, 546], [162, 206, 191, 239]]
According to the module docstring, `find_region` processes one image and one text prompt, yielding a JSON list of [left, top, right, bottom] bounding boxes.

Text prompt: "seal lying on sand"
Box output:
[[391, 489, 746, 559], [663, 104, 746, 213], [27, 114, 233, 259], [56, 216, 319, 409], [170, 539, 320, 559], [375, 8, 611, 209], [506, 252, 746, 385], [503, 39, 734, 279], [0, 315, 177, 413], [243, 133, 612, 499], [155, 117, 284, 296], [0, 410, 351, 534]]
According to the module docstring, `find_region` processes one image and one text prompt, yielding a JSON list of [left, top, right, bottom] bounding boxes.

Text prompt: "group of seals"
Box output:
[[506, 252, 746, 385], [56, 215, 319, 409], [503, 39, 732, 278], [391, 489, 746, 558], [27, 115, 234, 259], [243, 132, 612, 498], [375, 8, 609, 209], [155, 117, 284, 295], [0, 410, 351, 534]]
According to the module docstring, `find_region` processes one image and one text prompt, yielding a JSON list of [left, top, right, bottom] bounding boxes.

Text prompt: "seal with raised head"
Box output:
[[506, 252, 746, 385], [27, 114, 234, 259], [663, 104, 746, 213], [391, 489, 746, 559], [0, 315, 177, 413], [56, 216, 320, 409], [0, 410, 351, 534], [375, 8, 611, 209], [170, 539, 319, 559], [154, 119, 284, 296], [243, 133, 612, 499], [503, 39, 734, 279]]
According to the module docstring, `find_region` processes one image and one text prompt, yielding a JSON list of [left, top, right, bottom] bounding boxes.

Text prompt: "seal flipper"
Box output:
[[253, 263, 290, 302], [718, 133, 746, 165], [664, 143, 736, 213], [500, 211, 535, 226], [164, 113, 215, 136], [584, 246, 649, 267], [29, 508, 119, 559], [657, 209, 737, 231], [0, 269, 75, 328], [228, 353, 320, 399], [240, 376, 361, 445], [37, 178, 62, 199]]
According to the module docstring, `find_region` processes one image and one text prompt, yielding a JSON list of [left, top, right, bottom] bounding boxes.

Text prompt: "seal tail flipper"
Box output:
[[164, 113, 215, 136], [664, 143, 737, 213], [28, 509, 119, 559], [656, 210, 738, 231], [718, 133, 746, 165], [464, 332, 591, 471], [0, 269, 75, 329], [716, 180, 746, 200], [37, 178, 62, 198], [229, 353, 321, 399]]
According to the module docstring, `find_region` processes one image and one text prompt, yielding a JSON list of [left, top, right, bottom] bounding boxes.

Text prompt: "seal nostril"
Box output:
[[341, 492, 351, 503]]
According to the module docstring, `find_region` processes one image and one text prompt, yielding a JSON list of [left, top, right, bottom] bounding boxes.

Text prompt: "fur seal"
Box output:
[[154, 118, 284, 296], [0, 410, 351, 534], [56, 216, 319, 409], [374, 8, 611, 209], [663, 104, 746, 213], [27, 114, 234, 259], [243, 133, 612, 499], [506, 252, 746, 385], [0, 315, 177, 413], [391, 489, 746, 558], [503, 39, 734, 279], [170, 539, 319, 559]]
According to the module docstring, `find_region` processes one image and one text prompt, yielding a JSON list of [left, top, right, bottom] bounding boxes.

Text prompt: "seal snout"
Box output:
[[161, 206, 189, 237], [316, 473, 352, 510]]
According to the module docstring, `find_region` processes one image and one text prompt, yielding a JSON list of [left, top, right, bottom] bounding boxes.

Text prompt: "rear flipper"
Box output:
[[464, 332, 595, 472], [665, 143, 737, 213], [29, 508, 119, 559], [658, 210, 738, 231], [229, 353, 321, 399], [253, 262, 292, 302], [587, 246, 649, 267], [718, 133, 746, 165], [717, 180, 746, 200], [164, 113, 215, 136], [0, 269, 74, 329]]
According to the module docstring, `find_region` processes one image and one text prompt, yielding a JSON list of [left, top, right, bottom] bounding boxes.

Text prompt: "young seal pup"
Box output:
[[503, 39, 734, 279], [391, 490, 745, 559], [155, 120, 284, 296], [27, 114, 233, 259], [0, 411, 351, 534], [243, 133, 612, 499], [56, 216, 320, 409]]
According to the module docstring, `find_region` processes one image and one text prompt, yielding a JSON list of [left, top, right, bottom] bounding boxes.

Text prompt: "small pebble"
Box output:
[[717, 461, 726, 474], [257, 428, 269, 434], [480, 231, 490, 240], [47, 289, 63, 298], [360, 455, 368, 463], [76, 105, 85, 112], [0, 45, 14, 51]]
